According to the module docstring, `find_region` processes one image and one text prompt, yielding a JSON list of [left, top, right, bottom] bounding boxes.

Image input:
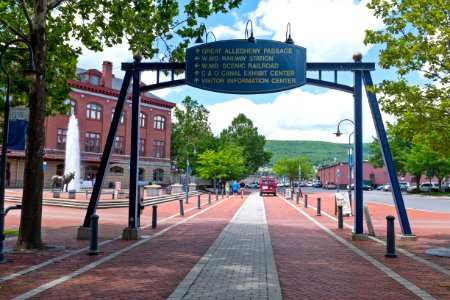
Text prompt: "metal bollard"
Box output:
[[338, 206, 343, 229], [179, 199, 184, 216], [221, 189, 224, 199], [197, 193, 201, 209], [316, 197, 321, 216], [304, 194, 308, 208], [385, 215, 397, 258], [88, 214, 99, 255], [216, 191, 219, 201], [208, 192, 211, 204], [296, 192, 300, 204], [152, 205, 157, 229]]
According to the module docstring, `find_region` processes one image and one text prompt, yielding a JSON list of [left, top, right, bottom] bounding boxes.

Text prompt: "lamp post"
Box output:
[[0, 38, 36, 263], [184, 142, 197, 204], [334, 119, 354, 210]]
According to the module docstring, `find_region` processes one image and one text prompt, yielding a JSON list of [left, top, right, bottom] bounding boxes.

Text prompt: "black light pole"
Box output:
[[0, 38, 36, 263], [334, 119, 354, 209], [184, 142, 197, 204]]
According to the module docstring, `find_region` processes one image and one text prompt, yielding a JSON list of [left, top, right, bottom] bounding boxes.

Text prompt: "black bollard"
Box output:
[[216, 190, 219, 201], [208, 192, 211, 204], [179, 199, 184, 216], [197, 193, 201, 209], [338, 206, 343, 229], [316, 197, 321, 216], [152, 205, 157, 229], [296, 192, 300, 204], [304, 194, 308, 208], [88, 214, 99, 255], [221, 189, 224, 199], [385, 215, 397, 258]]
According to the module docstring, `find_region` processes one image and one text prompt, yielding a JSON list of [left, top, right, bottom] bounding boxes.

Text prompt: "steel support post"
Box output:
[[353, 64, 363, 234]]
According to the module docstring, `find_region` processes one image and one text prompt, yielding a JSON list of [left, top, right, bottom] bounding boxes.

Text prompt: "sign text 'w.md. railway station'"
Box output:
[[186, 39, 307, 94]]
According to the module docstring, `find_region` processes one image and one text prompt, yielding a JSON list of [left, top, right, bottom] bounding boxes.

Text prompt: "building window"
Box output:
[[86, 103, 102, 120], [111, 108, 124, 124], [110, 166, 124, 175], [85, 132, 101, 152], [153, 140, 164, 158], [139, 139, 145, 156], [56, 129, 67, 150], [65, 100, 76, 116], [114, 136, 124, 154], [79, 73, 88, 83], [140, 112, 147, 128], [139, 168, 145, 181], [91, 76, 99, 85], [153, 168, 164, 182], [153, 115, 165, 130], [56, 164, 64, 176]]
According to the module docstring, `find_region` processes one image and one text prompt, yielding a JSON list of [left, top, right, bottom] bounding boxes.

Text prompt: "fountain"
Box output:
[[64, 115, 80, 191]]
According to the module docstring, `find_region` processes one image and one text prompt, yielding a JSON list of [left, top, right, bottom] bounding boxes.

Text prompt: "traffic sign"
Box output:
[[186, 39, 306, 94]]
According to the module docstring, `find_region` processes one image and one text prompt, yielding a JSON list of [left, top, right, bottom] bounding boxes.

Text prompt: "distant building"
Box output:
[[6, 61, 176, 189], [317, 161, 419, 189]]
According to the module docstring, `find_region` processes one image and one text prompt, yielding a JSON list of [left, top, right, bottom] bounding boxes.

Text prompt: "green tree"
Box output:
[[171, 96, 216, 173], [220, 113, 272, 175], [368, 135, 412, 175], [272, 157, 314, 188], [1, 0, 241, 250], [364, 0, 450, 156], [196, 144, 245, 184]]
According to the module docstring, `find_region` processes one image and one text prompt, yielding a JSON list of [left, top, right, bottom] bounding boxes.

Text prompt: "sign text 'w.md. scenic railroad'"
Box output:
[[186, 39, 307, 94]]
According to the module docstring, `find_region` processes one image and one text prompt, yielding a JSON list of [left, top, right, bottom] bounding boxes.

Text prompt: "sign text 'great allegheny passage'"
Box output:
[[186, 39, 306, 94]]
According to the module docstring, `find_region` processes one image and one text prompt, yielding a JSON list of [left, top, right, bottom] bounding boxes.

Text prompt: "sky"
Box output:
[[75, 0, 402, 143]]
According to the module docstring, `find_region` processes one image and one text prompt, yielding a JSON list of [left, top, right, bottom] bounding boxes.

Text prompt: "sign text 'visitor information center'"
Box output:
[[186, 39, 306, 94]]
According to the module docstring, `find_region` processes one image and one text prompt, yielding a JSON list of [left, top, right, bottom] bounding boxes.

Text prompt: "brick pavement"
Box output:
[[1, 189, 449, 299]]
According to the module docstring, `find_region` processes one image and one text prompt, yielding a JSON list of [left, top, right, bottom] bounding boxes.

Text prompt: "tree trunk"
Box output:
[[15, 0, 47, 251]]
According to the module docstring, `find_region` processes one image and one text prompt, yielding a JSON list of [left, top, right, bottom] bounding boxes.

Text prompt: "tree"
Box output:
[[220, 113, 272, 175], [171, 96, 216, 173], [364, 0, 450, 156], [272, 157, 314, 188], [1, 0, 242, 250], [196, 144, 245, 184], [368, 135, 412, 175]]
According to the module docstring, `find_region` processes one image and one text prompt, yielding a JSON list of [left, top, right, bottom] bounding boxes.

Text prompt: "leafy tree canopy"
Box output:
[[196, 144, 245, 182], [273, 157, 314, 187], [364, 0, 450, 156], [220, 113, 272, 175], [171, 96, 216, 173]]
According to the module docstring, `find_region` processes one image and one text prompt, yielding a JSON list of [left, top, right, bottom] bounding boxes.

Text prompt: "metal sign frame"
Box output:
[[80, 53, 413, 238]]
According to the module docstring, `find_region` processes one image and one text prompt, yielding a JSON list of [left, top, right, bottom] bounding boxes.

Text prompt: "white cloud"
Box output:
[[207, 88, 395, 143]]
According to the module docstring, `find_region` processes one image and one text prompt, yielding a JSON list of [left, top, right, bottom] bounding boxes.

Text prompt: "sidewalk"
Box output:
[[1, 190, 449, 299]]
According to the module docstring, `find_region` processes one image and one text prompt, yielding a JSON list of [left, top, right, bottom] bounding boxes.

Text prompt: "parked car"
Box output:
[[407, 185, 417, 192], [399, 182, 410, 192], [323, 182, 336, 189], [349, 184, 373, 191], [382, 184, 391, 191], [260, 177, 277, 196], [419, 182, 440, 192], [245, 182, 259, 189], [312, 182, 322, 188]]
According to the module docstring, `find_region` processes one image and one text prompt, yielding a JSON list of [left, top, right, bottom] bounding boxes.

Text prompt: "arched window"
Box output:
[[153, 168, 164, 182], [111, 108, 124, 124], [110, 166, 124, 175], [86, 103, 102, 120], [140, 112, 147, 128], [65, 99, 76, 116], [153, 115, 165, 130]]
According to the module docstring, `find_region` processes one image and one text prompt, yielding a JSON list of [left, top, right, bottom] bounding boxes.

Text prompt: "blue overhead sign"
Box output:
[[186, 39, 306, 94]]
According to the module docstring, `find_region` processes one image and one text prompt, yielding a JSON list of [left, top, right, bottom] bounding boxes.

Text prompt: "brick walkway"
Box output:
[[1, 189, 449, 299]]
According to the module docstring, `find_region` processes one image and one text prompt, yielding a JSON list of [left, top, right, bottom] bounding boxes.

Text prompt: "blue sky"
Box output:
[[75, 0, 414, 143]]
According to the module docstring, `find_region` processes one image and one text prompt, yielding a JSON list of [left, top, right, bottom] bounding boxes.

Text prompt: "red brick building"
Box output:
[[7, 61, 176, 189]]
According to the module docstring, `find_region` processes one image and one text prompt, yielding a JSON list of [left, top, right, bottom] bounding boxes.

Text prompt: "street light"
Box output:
[[334, 119, 354, 210], [184, 142, 197, 204], [0, 38, 36, 262]]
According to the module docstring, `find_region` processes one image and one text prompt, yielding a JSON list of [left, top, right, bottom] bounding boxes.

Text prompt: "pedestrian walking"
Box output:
[[239, 181, 245, 198], [232, 180, 239, 197], [225, 182, 230, 196]]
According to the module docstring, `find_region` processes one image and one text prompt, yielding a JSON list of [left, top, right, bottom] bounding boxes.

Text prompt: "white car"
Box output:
[[419, 182, 439, 192]]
